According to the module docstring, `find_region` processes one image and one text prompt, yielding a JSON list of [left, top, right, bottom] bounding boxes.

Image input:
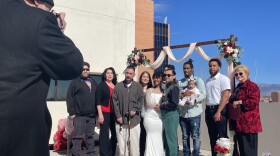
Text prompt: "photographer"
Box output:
[[0, 0, 83, 156], [24, 0, 66, 31]]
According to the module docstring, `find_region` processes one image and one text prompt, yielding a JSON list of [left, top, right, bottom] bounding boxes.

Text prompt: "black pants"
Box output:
[[72, 116, 96, 156], [205, 106, 228, 156], [139, 117, 146, 156], [99, 112, 117, 156], [236, 133, 258, 156]]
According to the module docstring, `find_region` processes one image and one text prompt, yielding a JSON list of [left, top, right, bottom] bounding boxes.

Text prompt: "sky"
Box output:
[[153, 0, 280, 84]]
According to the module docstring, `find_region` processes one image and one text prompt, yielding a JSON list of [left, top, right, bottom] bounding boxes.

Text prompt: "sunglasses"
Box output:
[[235, 72, 243, 77], [83, 68, 89, 71], [163, 74, 174, 77]]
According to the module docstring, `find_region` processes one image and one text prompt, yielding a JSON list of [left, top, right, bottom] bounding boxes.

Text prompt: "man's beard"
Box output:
[[209, 70, 218, 77], [184, 73, 191, 78], [125, 77, 132, 83], [80, 74, 89, 80]]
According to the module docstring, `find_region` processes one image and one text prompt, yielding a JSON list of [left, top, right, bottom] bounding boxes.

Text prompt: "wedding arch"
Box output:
[[127, 34, 243, 88]]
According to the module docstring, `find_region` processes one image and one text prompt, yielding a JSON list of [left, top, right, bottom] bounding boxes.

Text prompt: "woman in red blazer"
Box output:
[[231, 65, 262, 156]]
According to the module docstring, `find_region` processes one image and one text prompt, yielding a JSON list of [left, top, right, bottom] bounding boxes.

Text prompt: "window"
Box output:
[[47, 74, 102, 101]]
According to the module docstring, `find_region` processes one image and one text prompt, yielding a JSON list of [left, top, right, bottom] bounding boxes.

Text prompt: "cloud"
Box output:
[[154, 2, 168, 13]]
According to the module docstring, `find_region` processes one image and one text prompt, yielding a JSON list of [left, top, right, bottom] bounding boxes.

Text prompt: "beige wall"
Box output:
[[53, 0, 135, 80]]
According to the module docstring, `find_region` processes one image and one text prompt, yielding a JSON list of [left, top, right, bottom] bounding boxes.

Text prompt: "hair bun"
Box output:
[[188, 59, 194, 63]]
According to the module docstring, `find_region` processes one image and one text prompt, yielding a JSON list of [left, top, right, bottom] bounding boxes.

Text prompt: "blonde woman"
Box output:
[[229, 65, 262, 156]]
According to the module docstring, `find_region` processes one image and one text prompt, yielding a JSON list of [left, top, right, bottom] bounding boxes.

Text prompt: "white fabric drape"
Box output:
[[148, 50, 166, 69], [147, 44, 228, 74], [144, 43, 235, 91], [164, 43, 197, 62], [195, 46, 224, 61], [147, 43, 197, 69]]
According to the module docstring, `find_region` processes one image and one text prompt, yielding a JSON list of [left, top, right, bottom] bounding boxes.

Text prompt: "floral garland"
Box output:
[[217, 36, 243, 66], [126, 50, 150, 67], [214, 138, 234, 156]]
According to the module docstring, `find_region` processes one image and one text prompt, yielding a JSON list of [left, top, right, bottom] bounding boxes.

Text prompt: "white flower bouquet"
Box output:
[[214, 138, 234, 156]]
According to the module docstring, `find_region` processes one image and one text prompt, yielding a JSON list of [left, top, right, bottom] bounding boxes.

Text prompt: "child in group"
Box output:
[[179, 79, 200, 106]]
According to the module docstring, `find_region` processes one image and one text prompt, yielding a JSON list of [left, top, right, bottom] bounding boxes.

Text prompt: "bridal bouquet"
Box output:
[[214, 138, 234, 156]]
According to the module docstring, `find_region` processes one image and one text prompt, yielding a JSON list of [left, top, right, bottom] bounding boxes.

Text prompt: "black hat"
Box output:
[[41, 0, 54, 7]]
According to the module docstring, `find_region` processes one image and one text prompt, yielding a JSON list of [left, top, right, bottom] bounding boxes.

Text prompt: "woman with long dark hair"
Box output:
[[143, 72, 165, 156], [96, 67, 117, 156], [138, 71, 153, 156]]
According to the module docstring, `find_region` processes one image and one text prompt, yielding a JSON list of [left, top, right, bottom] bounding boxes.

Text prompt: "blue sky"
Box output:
[[154, 0, 280, 84]]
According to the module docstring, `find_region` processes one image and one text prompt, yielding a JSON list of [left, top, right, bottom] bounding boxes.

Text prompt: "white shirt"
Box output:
[[125, 81, 132, 88], [206, 73, 231, 105]]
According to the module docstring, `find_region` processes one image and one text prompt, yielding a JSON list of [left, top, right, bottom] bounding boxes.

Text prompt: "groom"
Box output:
[[113, 65, 144, 156]]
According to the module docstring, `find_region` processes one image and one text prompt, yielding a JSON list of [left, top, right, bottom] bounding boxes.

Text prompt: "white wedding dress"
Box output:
[[143, 88, 164, 156]]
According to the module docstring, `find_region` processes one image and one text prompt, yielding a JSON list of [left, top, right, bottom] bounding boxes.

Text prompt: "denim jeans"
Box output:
[[179, 115, 201, 156]]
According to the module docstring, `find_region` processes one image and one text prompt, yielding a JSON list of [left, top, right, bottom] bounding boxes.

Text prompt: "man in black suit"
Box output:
[[0, 0, 83, 156]]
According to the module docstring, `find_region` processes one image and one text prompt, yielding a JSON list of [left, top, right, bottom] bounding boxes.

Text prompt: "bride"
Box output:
[[143, 73, 164, 156]]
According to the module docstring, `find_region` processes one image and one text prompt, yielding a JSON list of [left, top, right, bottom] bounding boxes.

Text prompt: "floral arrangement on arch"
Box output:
[[127, 50, 150, 67], [217, 36, 243, 66], [214, 138, 234, 156]]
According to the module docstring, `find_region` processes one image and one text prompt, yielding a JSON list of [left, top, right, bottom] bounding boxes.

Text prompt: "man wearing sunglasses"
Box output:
[[205, 58, 231, 156], [161, 64, 175, 90], [66, 62, 98, 156]]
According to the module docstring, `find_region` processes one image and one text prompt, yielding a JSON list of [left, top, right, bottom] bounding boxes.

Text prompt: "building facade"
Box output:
[[135, 0, 154, 79], [154, 22, 170, 74], [271, 92, 280, 102]]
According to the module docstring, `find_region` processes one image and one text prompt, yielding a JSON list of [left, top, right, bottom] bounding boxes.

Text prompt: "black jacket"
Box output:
[[0, 0, 83, 155], [66, 77, 98, 116], [96, 81, 111, 107]]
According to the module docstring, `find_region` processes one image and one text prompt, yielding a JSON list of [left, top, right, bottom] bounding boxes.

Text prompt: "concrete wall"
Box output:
[[53, 0, 135, 80], [182, 102, 280, 156]]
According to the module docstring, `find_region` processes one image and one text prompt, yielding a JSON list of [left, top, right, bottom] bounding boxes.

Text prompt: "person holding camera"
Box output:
[[0, 0, 83, 155]]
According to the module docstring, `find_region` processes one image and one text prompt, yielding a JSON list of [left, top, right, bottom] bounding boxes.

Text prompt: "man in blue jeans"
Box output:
[[178, 59, 206, 156]]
